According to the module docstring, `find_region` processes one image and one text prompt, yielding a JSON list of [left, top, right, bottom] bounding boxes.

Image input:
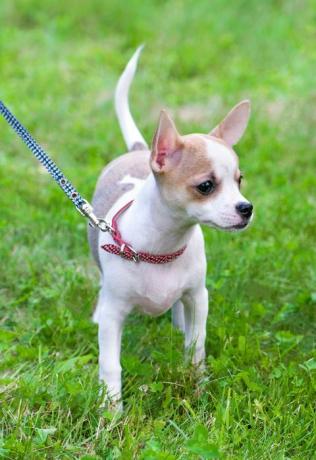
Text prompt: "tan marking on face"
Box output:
[[155, 134, 233, 205], [157, 135, 212, 188]]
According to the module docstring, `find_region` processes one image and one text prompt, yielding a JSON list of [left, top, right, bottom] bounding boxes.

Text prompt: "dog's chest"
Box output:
[[130, 270, 186, 316]]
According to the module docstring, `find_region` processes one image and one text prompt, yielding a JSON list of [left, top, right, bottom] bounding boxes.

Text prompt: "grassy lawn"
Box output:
[[1, 0, 316, 458]]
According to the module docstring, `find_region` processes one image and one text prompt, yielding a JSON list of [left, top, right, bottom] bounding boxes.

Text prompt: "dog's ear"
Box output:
[[209, 100, 251, 146], [151, 110, 183, 173]]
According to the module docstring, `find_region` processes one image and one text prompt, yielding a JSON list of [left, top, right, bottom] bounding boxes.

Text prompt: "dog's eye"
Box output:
[[238, 174, 243, 187], [196, 180, 215, 195]]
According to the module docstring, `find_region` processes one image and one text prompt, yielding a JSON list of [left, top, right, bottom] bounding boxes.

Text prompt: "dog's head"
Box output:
[[150, 101, 253, 231]]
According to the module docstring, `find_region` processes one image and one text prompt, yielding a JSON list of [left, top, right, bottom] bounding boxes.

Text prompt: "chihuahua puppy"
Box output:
[[88, 47, 253, 407]]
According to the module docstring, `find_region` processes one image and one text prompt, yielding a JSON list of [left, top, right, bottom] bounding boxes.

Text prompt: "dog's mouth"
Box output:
[[202, 219, 251, 232], [227, 221, 249, 230]]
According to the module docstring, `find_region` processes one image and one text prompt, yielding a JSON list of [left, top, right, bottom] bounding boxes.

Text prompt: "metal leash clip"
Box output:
[[79, 200, 113, 233]]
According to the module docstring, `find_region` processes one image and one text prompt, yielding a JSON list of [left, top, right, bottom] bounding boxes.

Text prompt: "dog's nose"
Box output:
[[236, 202, 253, 219]]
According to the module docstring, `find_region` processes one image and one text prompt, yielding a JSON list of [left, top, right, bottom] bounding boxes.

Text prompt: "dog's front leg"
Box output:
[[182, 286, 209, 366], [97, 290, 130, 408], [172, 300, 185, 332]]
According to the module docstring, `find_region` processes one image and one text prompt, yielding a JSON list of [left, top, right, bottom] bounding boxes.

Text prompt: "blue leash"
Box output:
[[0, 100, 111, 232]]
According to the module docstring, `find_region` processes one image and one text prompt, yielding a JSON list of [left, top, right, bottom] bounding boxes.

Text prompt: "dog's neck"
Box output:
[[119, 173, 196, 254]]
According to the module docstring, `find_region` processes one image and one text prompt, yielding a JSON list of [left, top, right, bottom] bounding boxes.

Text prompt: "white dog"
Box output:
[[88, 47, 253, 407]]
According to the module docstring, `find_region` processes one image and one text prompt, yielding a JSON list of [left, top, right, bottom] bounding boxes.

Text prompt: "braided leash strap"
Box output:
[[0, 100, 111, 230], [0, 100, 85, 210]]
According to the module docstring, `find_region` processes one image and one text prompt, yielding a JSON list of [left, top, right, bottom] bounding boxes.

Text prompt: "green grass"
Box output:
[[1, 0, 316, 458]]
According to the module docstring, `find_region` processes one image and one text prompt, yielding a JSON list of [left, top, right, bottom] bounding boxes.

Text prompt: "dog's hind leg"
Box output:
[[92, 273, 104, 324], [172, 300, 185, 333]]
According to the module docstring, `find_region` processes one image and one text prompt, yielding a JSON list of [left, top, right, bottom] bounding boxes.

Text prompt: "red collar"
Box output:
[[101, 200, 186, 264]]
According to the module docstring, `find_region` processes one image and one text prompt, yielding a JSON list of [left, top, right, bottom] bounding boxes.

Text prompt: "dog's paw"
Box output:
[[108, 399, 123, 414], [196, 359, 207, 374], [99, 394, 123, 413], [98, 384, 123, 414]]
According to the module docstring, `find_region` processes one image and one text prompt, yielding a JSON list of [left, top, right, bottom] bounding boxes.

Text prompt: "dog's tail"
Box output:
[[115, 45, 148, 151]]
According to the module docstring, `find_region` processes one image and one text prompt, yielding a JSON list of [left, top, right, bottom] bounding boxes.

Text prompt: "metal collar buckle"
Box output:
[[119, 244, 140, 263]]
